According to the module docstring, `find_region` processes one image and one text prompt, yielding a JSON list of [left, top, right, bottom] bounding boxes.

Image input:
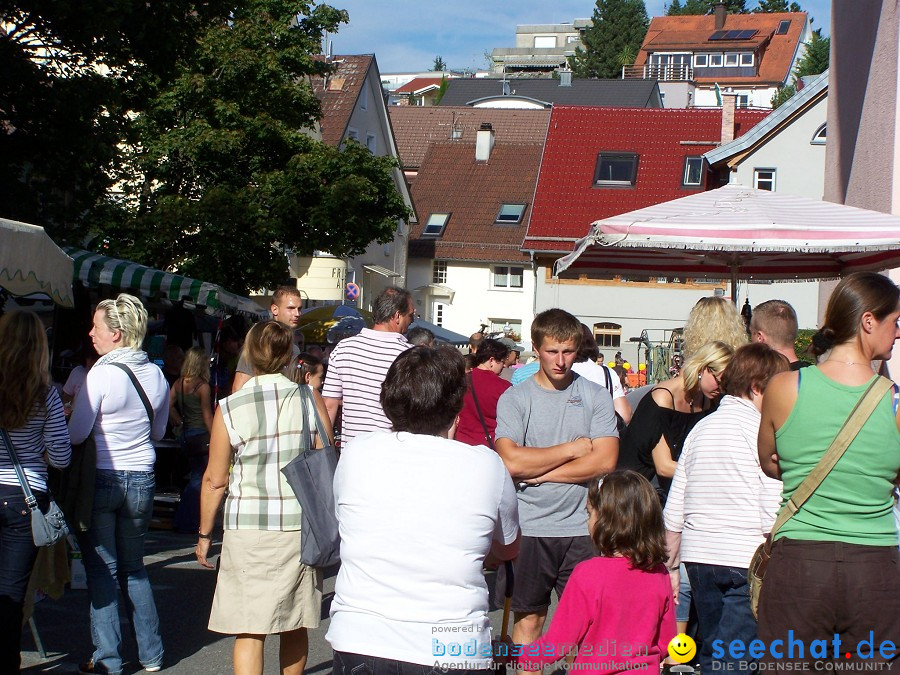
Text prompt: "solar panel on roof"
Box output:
[[725, 30, 743, 39], [738, 29, 758, 39], [708, 30, 727, 40]]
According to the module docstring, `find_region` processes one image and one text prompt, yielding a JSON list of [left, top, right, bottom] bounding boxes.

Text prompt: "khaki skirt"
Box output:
[[208, 528, 322, 634]]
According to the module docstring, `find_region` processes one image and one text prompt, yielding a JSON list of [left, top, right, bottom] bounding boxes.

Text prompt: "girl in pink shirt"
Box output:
[[514, 471, 677, 674]]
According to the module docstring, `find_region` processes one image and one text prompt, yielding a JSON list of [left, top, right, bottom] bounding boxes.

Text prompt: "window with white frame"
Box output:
[[534, 35, 556, 48], [724, 53, 739, 67], [366, 133, 377, 154], [683, 157, 703, 186], [492, 266, 524, 289], [594, 153, 639, 186], [736, 93, 750, 108], [709, 53, 723, 67], [432, 260, 447, 284], [347, 128, 359, 142], [359, 83, 368, 110], [593, 322, 622, 348], [740, 53, 754, 66], [495, 203, 526, 224], [432, 302, 445, 327], [811, 123, 826, 145], [489, 319, 522, 340], [423, 213, 450, 236], [694, 53, 708, 67], [754, 168, 776, 191]]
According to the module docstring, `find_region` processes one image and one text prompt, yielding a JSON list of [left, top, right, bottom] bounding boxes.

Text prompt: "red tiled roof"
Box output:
[[394, 77, 445, 94], [523, 105, 770, 253], [388, 106, 550, 169], [311, 54, 374, 147], [636, 13, 807, 85], [408, 142, 542, 264]]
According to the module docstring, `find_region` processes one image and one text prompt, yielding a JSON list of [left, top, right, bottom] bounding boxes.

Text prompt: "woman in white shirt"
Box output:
[[328, 345, 521, 674], [663, 343, 789, 674], [68, 294, 169, 675]]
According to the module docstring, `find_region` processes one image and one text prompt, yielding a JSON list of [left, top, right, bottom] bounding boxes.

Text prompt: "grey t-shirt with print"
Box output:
[[495, 373, 618, 537]]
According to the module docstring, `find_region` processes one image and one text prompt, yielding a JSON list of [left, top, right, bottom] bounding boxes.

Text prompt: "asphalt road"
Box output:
[[20, 529, 531, 674]]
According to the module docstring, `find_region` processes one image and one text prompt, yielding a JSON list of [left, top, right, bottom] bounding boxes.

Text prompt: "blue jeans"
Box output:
[[174, 429, 209, 534], [80, 470, 163, 674], [686, 562, 757, 674], [0, 484, 47, 673]]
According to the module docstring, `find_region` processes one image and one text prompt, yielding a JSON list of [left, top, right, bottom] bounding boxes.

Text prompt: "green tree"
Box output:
[[770, 83, 796, 108], [434, 76, 450, 105], [794, 29, 829, 78], [666, 0, 748, 14], [753, 0, 802, 12], [110, 0, 410, 293], [432, 55, 447, 71], [571, 0, 649, 78]]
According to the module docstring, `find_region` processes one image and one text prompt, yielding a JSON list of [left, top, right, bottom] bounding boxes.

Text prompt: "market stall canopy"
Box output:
[[1, 218, 74, 307], [554, 185, 900, 284], [408, 318, 469, 346], [297, 305, 373, 344], [63, 247, 268, 318]]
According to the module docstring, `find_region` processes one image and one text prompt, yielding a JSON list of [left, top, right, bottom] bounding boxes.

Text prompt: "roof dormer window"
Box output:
[[594, 153, 639, 187], [422, 213, 450, 237]]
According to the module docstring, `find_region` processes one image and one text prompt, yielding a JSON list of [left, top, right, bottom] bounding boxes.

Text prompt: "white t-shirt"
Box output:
[[327, 430, 520, 668], [63, 365, 89, 400], [572, 361, 625, 399], [68, 359, 170, 471]]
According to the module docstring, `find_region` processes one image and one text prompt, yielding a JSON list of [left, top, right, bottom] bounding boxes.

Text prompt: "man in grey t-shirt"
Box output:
[[495, 308, 618, 664]]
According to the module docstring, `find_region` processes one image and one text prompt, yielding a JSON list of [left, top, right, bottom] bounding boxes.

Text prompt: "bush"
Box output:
[[794, 329, 816, 365]]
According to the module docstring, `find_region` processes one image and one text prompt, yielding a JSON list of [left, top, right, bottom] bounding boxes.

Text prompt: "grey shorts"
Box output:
[[497, 535, 594, 614]]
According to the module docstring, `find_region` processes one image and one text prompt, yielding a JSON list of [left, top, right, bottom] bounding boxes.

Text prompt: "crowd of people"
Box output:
[[0, 273, 898, 675]]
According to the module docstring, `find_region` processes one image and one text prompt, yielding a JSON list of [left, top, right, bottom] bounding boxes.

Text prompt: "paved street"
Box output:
[[20, 529, 534, 674]]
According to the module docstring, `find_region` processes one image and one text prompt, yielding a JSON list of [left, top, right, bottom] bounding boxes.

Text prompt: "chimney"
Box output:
[[714, 1, 727, 30], [558, 69, 573, 87], [476, 123, 495, 161], [721, 93, 736, 145]]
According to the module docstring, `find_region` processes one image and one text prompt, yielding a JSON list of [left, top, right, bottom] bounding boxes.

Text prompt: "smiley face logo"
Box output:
[[668, 634, 697, 663]]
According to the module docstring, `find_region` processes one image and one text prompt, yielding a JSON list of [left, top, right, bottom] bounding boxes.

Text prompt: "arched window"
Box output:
[[810, 123, 826, 145]]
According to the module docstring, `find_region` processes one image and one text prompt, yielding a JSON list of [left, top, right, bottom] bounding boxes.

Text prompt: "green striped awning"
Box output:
[[63, 247, 267, 318]]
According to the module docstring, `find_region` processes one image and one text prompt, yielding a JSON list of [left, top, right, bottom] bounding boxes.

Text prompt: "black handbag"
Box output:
[[0, 428, 69, 547], [280, 385, 340, 568]]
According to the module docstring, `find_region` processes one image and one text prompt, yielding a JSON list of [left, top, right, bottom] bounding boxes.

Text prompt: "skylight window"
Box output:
[[422, 213, 450, 237], [683, 157, 704, 186], [776, 20, 791, 35], [495, 204, 527, 224], [594, 153, 639, 187]]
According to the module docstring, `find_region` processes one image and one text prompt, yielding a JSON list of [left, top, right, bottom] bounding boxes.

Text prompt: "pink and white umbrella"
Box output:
[[554, 185, 900, 294]]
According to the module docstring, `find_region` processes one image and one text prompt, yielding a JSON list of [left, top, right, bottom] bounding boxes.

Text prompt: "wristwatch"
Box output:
[[198, 532, 212, 540]]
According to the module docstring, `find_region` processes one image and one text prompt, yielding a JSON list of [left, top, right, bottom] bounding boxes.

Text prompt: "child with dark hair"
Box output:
[[295, 352, 325, 391], [514, 471, 676, 673]]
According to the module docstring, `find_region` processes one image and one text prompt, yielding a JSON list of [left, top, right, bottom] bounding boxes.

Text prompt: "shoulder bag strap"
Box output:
[[765, 375, 893, 548], [110, 362, 154, 425], [467, 372, 494, 449], [603, 365, 613, 393], [0, 428, 39, 511], [300, 385, 331, 448]]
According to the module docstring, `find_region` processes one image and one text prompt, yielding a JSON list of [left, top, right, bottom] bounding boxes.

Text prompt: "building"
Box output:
[[391, 77, 447, 106], [307, 54, 416, 308], [380, 70, 464, 105], [437, 76, 662, 109], [628, 5, 811, 109], [490, 19, 591, 75], [524, 104, 770, 350], [391, 108, 550, 340]]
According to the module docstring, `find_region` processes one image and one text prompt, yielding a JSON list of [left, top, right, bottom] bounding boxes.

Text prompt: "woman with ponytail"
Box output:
[[757, 272, 900, 671]]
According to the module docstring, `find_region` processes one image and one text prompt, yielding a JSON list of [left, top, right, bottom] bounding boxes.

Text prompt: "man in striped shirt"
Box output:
[[322, 287, 414, 443]]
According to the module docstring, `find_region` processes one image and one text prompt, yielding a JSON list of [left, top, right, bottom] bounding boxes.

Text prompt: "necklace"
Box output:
[[826, 359, 869, 367]]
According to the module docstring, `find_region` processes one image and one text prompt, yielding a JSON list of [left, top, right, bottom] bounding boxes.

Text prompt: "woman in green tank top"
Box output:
[[756, 272, 900, 670]]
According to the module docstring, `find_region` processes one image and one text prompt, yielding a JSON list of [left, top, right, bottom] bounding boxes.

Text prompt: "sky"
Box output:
[[324, 0, 832, 74]]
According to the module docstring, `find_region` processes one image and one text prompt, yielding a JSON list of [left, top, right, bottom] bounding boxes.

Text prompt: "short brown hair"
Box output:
[[381, 346, 466, 435], [271, 286, 302, 307], [588, 471, 667, 572], [722, 343, 790, 399], [531, 308, 583, 350], [750, 300, 798, 349], [474, 338, 509, 366], [241, 321, 294, 375]]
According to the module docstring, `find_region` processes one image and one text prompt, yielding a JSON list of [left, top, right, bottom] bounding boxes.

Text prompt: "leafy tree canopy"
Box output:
[[795, 28, 829, 78], [433, 55, 447, 71], [571, 0, 649, 79], [753, 0, 802, 12], [1, 0, 412, 293], [666, 0, 747, 15]]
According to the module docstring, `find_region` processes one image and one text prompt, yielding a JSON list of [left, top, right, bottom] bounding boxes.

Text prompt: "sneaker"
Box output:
[[144, 667, 162, 673], [78, 661, 110, 675]]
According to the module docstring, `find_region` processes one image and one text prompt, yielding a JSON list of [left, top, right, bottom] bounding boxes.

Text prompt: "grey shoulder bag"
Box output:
[[0, 428, 70, 547]]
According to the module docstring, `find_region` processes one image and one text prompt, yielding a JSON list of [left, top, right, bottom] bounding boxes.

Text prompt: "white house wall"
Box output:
[[407, 259, 536, 343], [693, 86, 777, 108]]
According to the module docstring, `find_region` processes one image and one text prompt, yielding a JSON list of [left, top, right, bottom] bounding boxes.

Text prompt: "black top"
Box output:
[[789, 360, 811, 371], [618, 388, 716, 499]]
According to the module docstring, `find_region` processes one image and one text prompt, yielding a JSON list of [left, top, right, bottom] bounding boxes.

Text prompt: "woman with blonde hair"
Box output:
[[682, 296, 748, 359], [197, 320, 333, 675], [68, 293, 170, 675], [0, 311, 71, 672], [170, 346, 213, 534]]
